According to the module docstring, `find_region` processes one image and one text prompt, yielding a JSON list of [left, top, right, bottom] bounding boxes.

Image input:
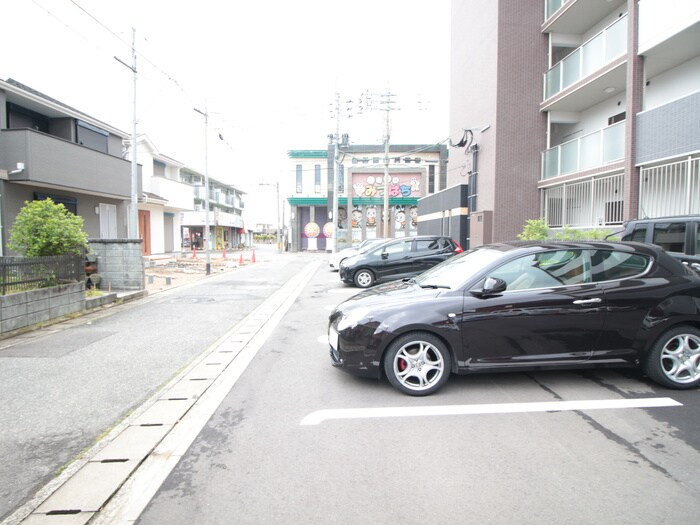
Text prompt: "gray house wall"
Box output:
[[636, 91, 700, 165]]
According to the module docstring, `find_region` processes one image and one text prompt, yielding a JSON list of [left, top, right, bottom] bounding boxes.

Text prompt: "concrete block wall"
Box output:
[[88, 239, 145, 291], [0, 282, 85, 334]]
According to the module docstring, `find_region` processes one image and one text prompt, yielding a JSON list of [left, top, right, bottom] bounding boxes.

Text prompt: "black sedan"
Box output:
[[339, 235, 462, 288], [328, 241, 700, 396]]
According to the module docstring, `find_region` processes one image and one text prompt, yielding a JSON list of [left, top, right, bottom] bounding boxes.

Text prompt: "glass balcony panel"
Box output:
[[560, 140, 579, 175], [581, 33, 604, 78], [602, 122, 625, 162], [545, 63, 562, 99], [546, 0, 566, 19], [543, 148, 560, 179], [605, 16, 628, 61], [579, 133, 601, 171], [543, 14, 628, 100], [561, 49, 581, 90]]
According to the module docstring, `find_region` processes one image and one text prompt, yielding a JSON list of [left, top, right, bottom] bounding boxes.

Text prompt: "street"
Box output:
[[132, 258, 700, 524], [2, 246, 700, 524]]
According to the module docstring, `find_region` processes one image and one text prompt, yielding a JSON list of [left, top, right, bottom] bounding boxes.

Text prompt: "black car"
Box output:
[[338, 235, 462, 288], [610, 215, 700, 266], [329, 241, 700, 396]]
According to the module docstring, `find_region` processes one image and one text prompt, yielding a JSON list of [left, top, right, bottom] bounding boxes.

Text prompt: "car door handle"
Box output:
[[572, 298, 602, 305]]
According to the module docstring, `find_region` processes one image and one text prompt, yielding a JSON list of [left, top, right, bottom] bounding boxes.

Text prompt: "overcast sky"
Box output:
[[1, 0, 451, 225]]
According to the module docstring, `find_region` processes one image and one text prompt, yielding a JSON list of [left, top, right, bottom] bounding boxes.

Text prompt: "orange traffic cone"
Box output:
[[222, 246, 226, 259], [251, 250, 256, 263], [192, 246, 198, 259], [239, 253, 244, 265]]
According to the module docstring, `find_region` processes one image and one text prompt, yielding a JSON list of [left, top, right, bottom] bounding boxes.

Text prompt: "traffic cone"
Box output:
[[222, 246, 226, 259], [192, 246, 198, 259], [251, 250, 256, 263], [239, 253, 244, 265]]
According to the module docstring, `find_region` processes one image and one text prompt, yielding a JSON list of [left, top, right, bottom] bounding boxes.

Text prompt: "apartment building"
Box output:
[[448, 0, 700, 246], [179, 169, 247, 252], [287, 143, 447, 252]]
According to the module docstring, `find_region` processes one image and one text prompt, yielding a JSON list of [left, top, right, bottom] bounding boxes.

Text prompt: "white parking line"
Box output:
[[300, 397, 682, 425]]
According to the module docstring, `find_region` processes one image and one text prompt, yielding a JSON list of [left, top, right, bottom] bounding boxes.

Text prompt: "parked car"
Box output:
[[329, 241, 700, 396], [338, 235, 463, 288], [609, 215, 700, 266], [329, 238, 387, 271]]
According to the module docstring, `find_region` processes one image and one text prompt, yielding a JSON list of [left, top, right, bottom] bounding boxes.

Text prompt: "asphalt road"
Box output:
[[0, 246, 317, 522], [131, 263, 700, 524]]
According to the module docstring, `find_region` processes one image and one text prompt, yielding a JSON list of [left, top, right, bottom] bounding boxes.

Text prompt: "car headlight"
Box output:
[[337, 307, 372, 331]]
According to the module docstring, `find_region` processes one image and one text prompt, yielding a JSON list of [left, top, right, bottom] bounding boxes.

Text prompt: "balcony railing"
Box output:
[[543, 173, 624, 228], [542, 121, 625, 180], [639, 157, 700, 217], [544, 14, 627, 100]]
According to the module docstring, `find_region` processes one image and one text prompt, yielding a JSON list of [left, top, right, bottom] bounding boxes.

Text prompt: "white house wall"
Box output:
[[644, 56, 700, 111], [639, 0, 700, 54]]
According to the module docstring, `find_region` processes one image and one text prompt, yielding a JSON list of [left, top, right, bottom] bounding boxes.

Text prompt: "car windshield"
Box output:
[[414, 247, 505, 289]]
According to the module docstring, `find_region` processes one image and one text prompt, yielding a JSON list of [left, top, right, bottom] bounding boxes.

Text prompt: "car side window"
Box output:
[[652, 222, 686, 253], [590, 250, 650, 282], [384, 240, 410, 255], [416, 240, 440, 253], [489, 250, 587, 291], [622, 224, 647, 242]]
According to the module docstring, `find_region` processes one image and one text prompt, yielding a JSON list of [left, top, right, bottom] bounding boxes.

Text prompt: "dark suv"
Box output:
[[612, 215, 700, 265], [339, 235, 463, 288]]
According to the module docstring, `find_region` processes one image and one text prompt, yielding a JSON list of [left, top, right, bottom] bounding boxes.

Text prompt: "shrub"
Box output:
[[518, 219, 614, 241], [8, 198, 89, 257]]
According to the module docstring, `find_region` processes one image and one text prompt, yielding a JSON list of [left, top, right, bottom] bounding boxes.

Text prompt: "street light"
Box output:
[[193, 106, 211, 275], [260, 181, 282, 254]]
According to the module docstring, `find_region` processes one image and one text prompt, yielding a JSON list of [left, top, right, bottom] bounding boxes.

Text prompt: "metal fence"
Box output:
[[543, 173, 625, 228], [639, 157, 700, 217], [0, 254, 85, 295]]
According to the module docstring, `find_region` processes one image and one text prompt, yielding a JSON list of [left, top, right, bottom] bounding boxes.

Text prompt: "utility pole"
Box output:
[[381, 89, 395, 239], [331, 92, 341, 253], [194, 106, 211, 275], [115, 28, 138, 239], [259, 181, 282, 254]]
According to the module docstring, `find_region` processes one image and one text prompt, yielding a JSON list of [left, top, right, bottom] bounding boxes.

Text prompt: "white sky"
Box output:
[[1, 0, 451, 225]]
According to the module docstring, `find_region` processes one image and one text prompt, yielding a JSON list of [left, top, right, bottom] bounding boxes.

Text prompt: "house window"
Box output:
[[296, 165, 303, 193], [153, 160, 165, 177], [315, 165, 322, 193], [76, 120, 108, 153], [34, 192, 78, 215], [608, 112, 626, 126]]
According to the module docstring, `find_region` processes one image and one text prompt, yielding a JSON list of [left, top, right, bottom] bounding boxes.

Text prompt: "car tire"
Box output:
[[383, 332, 451, 396], [644, 325, 700, 389], [353, 269, 375, 288]]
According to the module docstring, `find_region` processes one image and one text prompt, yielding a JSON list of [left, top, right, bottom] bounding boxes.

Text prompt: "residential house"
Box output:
[[0, 78, 138, 255], [135, 135, 195, 255], [447, 0, 700, 247]]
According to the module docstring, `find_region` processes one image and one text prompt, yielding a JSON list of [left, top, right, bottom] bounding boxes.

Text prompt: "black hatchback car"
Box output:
[[338, 235, 462, 288], [329, 241, 700, 396], [610, 215, 700, 266]]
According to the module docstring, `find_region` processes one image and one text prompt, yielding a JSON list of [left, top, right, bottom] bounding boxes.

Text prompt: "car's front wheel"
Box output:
[[384, 332, 451, 396], [353, 269, 375, 288], [645, 325, 700, 389]]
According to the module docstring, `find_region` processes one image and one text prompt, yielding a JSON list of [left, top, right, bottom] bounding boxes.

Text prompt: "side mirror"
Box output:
[[381, 252, 389, 260], [470, 276, 507, 298]]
